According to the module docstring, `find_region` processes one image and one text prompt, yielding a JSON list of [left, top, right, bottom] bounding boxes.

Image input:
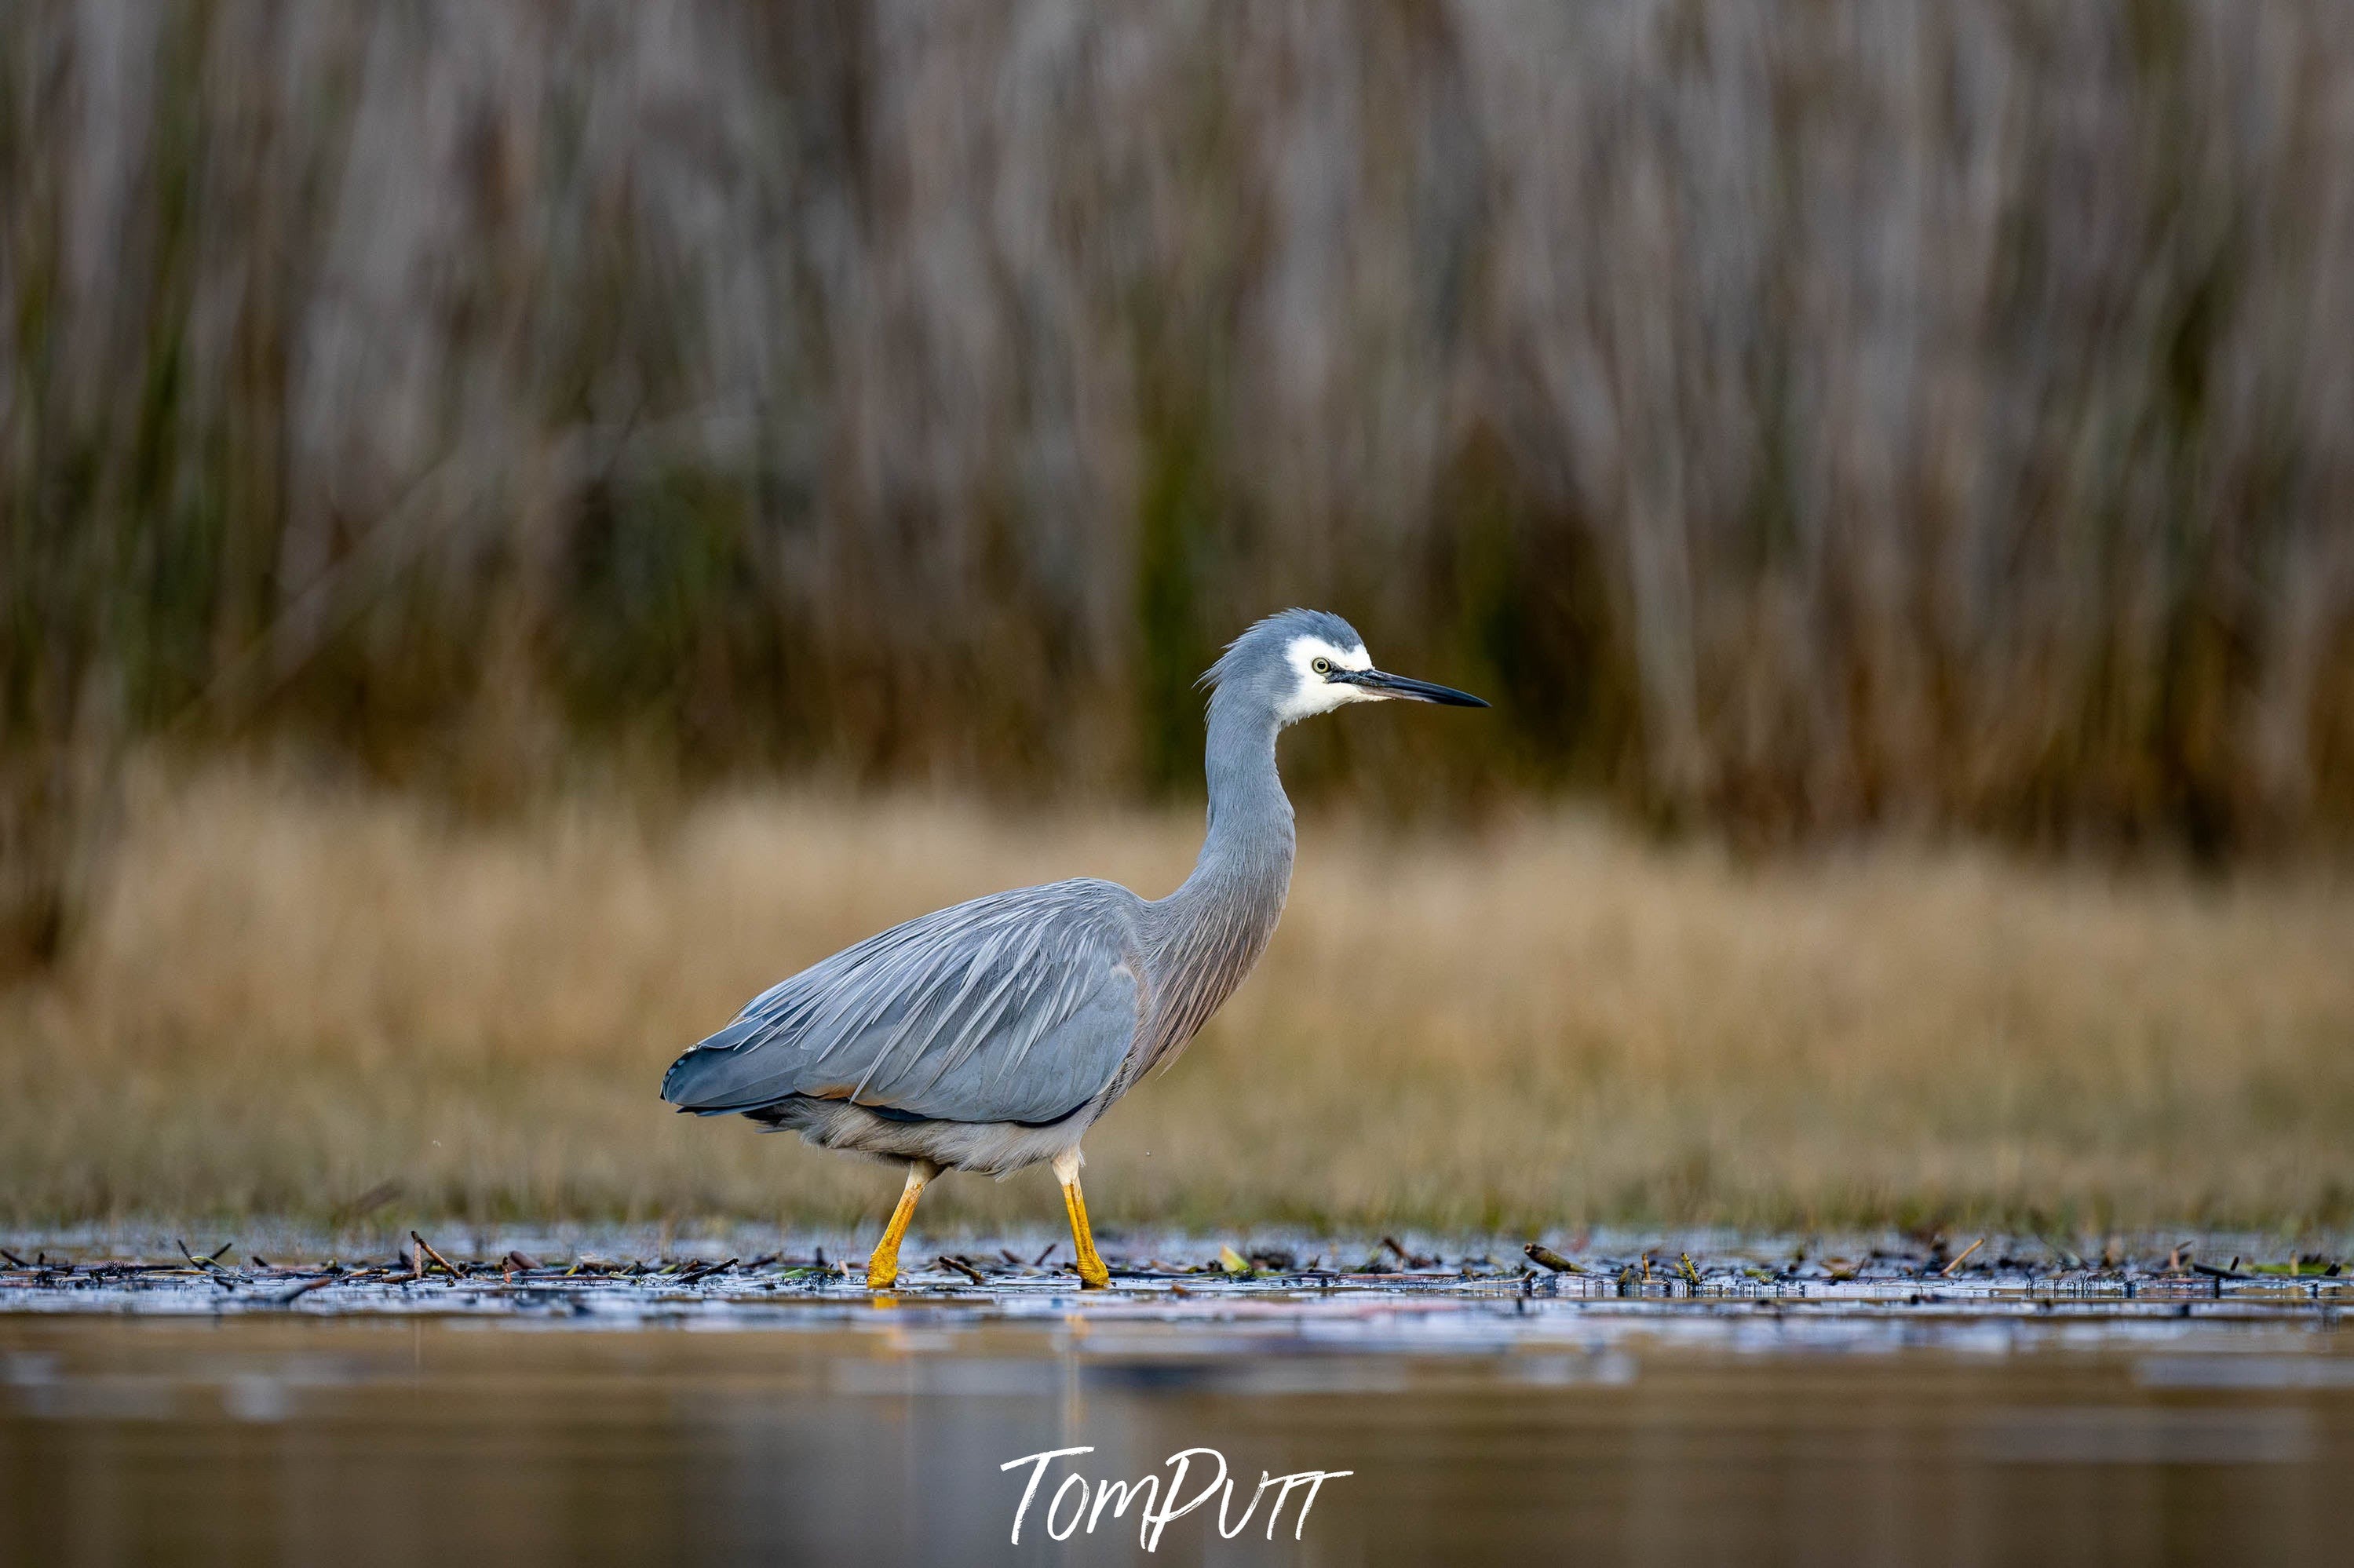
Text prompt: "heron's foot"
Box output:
[[866, 1161, 935, 1291]]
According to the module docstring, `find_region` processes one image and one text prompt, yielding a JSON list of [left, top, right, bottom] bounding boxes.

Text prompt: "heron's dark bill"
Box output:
[[1334, 668, 1490, 707]]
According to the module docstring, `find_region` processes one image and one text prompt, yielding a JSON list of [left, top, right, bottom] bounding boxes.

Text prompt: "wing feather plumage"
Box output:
[[660, 880, 1145, 1126]]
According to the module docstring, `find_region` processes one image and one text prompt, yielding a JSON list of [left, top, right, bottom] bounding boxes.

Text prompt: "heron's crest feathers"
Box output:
[[1197, 607, 1364, 695]]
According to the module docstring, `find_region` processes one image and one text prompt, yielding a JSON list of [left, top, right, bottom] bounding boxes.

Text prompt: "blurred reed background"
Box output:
[[5, 2, 2354, 1233]]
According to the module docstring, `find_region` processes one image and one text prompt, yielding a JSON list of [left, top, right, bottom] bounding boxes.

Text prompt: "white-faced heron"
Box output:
[[660, 609, 1487, 1288]]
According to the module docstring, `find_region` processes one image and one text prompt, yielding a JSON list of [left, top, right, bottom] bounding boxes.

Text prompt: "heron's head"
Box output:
[[1203, 608, 1489, 727]]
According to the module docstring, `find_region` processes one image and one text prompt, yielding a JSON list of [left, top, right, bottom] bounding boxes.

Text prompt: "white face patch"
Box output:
[[1273, 635, 1376, 724]]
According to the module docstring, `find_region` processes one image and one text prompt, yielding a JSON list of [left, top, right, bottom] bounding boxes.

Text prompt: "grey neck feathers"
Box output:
[[1133, 688, 1297, 1075]]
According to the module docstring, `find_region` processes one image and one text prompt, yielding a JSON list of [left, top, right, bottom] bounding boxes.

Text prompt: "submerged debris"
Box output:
[[0, 1231, 2349, 1321]]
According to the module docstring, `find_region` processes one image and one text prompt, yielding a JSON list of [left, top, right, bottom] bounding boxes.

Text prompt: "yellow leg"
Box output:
[[867, 1159, 937, 1290], [1052, 1149, 1111, 1289]]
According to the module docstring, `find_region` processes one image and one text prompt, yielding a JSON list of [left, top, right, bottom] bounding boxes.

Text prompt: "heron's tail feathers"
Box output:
[[659, 1016, 771, 1110]]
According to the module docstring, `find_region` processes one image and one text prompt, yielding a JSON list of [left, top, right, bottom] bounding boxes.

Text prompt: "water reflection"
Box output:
[[5, 1307, 2352, 1564]]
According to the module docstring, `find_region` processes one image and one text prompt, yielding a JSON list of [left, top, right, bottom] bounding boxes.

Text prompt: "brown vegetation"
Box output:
[[10, 3, 2354, 965], [5, 768, 2349, 1235]]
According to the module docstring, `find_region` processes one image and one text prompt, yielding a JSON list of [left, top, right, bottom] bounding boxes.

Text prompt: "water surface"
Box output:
[[5, 1279, 2352, 1565]]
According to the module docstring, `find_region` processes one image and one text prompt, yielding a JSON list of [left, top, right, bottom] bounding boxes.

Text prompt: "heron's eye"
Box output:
[[1312, 657, 1333, 676]]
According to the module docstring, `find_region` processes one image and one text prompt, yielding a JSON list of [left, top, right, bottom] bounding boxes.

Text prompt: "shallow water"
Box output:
[[5, 1267, 2353, 1566]]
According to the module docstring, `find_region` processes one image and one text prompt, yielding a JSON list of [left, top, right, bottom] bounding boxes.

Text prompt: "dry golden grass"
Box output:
[[5, 767, 2352, 1236]]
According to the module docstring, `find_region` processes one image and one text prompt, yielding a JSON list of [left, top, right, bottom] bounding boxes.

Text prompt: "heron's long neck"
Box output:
[[1135, 695, 1295, 1072], [1183, 691, 1297, 911]]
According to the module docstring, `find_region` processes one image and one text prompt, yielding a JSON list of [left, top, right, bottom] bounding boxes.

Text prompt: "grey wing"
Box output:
[[659, 879, 1145, 1126]]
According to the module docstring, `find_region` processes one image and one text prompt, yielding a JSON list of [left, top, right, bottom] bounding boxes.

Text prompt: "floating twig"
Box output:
[[1941, 1238, 1987, 1277], [1524, 1243, 1582, 1274], [177, 1238, 237, 1273], [1381, 1236, 1436, 1268], [176, 1238, 236, 1291], [1031, 1242, 1057, 1267], [411, 1231, 464, 1279], [272, 1274, 338, 1306], [937, 1255, 985, 1285]]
